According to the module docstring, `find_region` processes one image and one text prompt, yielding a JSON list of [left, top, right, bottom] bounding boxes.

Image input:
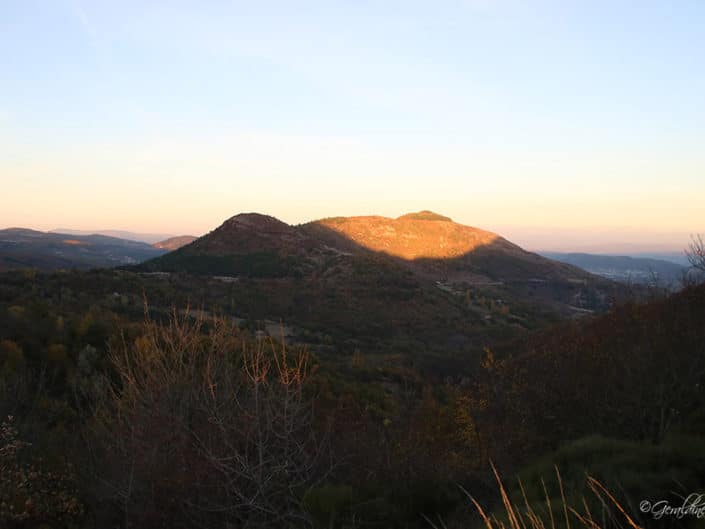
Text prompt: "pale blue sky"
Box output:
[[2, 1, 703, 250]]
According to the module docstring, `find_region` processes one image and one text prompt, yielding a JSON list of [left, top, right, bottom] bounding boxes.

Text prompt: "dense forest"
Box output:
[[1, 265, 704, 529]]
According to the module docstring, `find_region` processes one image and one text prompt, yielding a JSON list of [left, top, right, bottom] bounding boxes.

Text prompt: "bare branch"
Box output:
[[686, 234, 705, 273]]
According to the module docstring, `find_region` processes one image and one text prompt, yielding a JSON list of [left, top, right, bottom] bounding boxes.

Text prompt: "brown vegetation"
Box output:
[[87, 310, 329, 528]]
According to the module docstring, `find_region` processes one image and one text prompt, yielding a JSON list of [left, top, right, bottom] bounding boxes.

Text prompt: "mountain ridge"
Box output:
[[51, 228, 175, 244], [0, 228, 166, 270], [140, 210, 620, 315]]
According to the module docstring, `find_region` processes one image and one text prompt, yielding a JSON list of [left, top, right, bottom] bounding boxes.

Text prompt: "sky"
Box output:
[[1, 0, 703, 251]]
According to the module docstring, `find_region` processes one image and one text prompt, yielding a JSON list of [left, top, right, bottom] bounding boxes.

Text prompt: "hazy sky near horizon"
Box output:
[[2, 1, 703, 249]]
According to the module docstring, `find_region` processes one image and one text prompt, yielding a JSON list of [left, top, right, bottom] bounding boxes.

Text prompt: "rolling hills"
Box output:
[[541, 252, 687, 286], [51, 228, 174, 244], [0, 228, 167, 270]]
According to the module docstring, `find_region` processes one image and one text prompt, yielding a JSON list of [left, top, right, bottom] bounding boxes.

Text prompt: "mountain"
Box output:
[[51, 228, 175, 244], [142, 213, 329, 277], [140, 211, 620, 319], [303, 211, 499, 260], [0, 228, 167, 270], [302, 211, 602, 284], [145, 210, 581, 280], [627, 251, 690, 266], [542, 252, 687, 286], [153, 235, 197, 251]]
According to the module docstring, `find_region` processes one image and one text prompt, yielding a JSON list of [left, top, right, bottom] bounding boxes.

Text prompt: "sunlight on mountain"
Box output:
[[314, 211, 503, 260]]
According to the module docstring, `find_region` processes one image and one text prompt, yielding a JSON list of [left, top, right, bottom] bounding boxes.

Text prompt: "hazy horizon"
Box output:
[[3, 1, 703, 248]]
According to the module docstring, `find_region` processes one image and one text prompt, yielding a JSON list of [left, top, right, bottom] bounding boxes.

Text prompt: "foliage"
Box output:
[[0, 416, 84, 528]]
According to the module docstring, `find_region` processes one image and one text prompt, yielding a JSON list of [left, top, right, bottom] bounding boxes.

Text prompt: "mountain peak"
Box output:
[[171, 212, 318, 258], [397, 211, 452, 222], [224, 212, 286, 226]]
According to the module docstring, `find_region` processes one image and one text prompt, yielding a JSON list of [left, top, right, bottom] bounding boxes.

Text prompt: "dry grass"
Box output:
[[427, 464, 642, 529]]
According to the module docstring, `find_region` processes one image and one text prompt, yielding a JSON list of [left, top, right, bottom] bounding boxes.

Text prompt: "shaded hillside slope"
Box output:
[[141, 213, 334, 277]]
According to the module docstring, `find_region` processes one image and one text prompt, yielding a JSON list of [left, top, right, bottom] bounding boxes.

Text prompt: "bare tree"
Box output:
[[686, 234, 705, 276], [87, 309, 329, 529]]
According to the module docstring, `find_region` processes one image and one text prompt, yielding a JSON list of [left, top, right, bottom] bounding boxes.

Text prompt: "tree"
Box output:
[[88, 309, 329, 529], [686, 233, 705, 273]]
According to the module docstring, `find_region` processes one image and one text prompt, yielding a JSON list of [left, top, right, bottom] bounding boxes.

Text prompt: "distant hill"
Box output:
[[51, 228, 175, 244], [139, 211, 621, 317], [152, 235, 197, 251], [542, 252, 687, 286], [627, 251, 690, 266], [0, 228, 167, 270]]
